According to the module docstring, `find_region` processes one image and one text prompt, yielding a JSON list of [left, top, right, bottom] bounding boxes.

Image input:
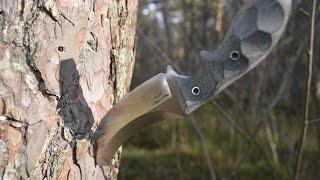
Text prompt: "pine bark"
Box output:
[[0, 0, 138, 179]]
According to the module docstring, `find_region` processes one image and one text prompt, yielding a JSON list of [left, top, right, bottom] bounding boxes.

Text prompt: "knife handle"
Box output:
[[176, 0, 291, 114]]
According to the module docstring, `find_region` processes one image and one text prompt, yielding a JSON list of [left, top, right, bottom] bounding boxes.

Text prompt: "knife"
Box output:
[[94, 0, 292, 166]]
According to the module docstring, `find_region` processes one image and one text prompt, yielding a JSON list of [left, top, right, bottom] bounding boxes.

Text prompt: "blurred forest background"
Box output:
[[120, 0, 320, 179]]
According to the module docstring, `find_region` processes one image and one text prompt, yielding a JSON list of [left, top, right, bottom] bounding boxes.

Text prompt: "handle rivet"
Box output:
[[230, 51, 240, 60], [191, 87, 200, 95]]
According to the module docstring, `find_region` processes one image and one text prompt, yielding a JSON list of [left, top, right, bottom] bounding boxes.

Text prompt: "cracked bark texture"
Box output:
[[0, 0, 138, 179]]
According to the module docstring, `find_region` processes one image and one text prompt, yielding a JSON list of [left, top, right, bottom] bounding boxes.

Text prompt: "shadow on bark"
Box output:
[[58, 59, 94, 138]]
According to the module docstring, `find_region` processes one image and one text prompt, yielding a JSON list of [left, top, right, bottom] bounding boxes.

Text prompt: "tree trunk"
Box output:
[[0, 0, 138, 179]]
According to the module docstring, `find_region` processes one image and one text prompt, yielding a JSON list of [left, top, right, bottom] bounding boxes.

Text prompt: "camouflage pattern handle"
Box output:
[[176, 0, 292, 114]]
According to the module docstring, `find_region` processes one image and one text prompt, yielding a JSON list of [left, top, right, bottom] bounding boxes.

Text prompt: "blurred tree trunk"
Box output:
[[0, 0, 137, 179]]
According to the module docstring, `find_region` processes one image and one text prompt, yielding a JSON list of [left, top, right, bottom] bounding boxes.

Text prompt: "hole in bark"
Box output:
[[58, 46, 65, 52]]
